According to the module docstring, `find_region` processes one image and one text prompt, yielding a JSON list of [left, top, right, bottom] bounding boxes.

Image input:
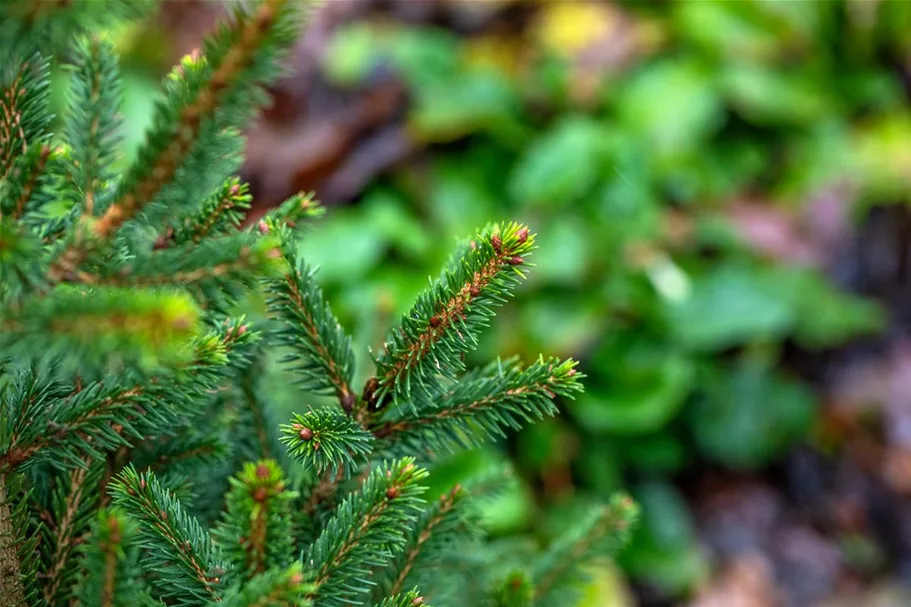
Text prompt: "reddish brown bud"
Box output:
[[258, 220, 269, 234], [255, 463, 270, 479], [491, 234, 502, 252], [340, 390, 355, 414], [140, 479, 147, 490], [507, 256, 524, 265], [429, 315, 442, 327], [411, 598, 425, 606], [469, 285, 481, 297], [516, 227, 529, 244], [567, 368, 577, 377], [386, 487, 398, 500], [237, 325, 248, 336], [313, 441, 321, 451], [229, 183, 241, 196], [299, 427, 313, 441], [253, 487, 268, 502]]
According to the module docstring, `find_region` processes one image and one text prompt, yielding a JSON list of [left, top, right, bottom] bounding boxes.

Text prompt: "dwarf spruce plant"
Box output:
[[0, 1, 637, 606]]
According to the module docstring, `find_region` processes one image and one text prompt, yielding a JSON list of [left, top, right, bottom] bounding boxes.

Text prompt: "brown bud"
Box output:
[[258, 220, 269, 234], [507, 256, 524, 265], [411, 598, 425, 606], [237, 325, 248, 336], [253, 487, 268, 502], [255, 463, 270, 479], [429, 315, 442, 327], [386, 487, 398, 500], [160, 510, 168, 521], [299, 427, 313, 441], [516, 227, 529, 244], [567, 368, 577, 377], [340, 390, 355, 414], [139, 479, 147, 490], [313, 441, 321, 451], [491, 234, 502, 252], [469, 285, 480, 297]]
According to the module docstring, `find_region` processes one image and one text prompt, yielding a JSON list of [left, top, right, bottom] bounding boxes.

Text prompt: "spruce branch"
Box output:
[[213, 461, 297, 585], [375, 589, 428, 607], [260, 192, 323, 231], [304, 458, 428, 607], [0, 53, 51, 183], [279, 409, 373, 477], [164, 178, 253, 247], [268, 246, 355, 409], [64, 36, 122, 217], [371, 223, 535, 405], [48, 0, 303, 281], [41, 463, 103, 605], [490, 571, 533, 607], [8, 143, 50, 220], [372, 356, 582, 457], [0, 286, 202, 372], [532, 494, 639, 607], [219, 564, 313, 607], [94, 232, 284, 290], [72, 509, 154, 607], [385, 484, 469, 597], [0, 321, 254, 473], [110, 466, 223, 606]]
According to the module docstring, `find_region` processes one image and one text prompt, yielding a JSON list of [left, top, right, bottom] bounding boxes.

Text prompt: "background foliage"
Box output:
[[71, 0, 911, 604]]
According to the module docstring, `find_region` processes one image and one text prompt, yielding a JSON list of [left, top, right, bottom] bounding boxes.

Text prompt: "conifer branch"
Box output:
[[73, 509, 151, 607], [376, 589, 427, 607], [372, 357, 581, 456], [305, 459, 428, 607], [92, 233, 284, 289], [268, 248, 355, 409], [280, 410, 373, 477], [0, 55, 51, 182], [64, 36, 122, 217], [213, 461, 296, 585], [371, 223, 535, 405], [42, 464, 100, 605], [0, 287, 202, 372], [219, 564, 312, 607], [532, 495, 639, 607], [387, 485, 466, 597], [0, 322, 253, 472], [110, 466, 223, 605], [11, 143, 49, 219], [490, 571, 533, 607], [47, 0, 301, 282], [163, 178, 252, 248]]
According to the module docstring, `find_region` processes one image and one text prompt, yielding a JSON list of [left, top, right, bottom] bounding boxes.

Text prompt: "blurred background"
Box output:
[[75, 1, 911, 605]]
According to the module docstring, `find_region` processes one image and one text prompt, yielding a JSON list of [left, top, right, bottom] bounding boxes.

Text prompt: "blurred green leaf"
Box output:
[[509, 116, 608, 207], [688, 360, 816, 468], [664, 262, 795, 351], [618, 482, 709, 595]]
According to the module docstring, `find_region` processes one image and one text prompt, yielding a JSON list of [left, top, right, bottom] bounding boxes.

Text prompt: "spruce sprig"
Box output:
[[304, 459, 428, 607], [372, 222, 535, 405], [109, 466, 223, 607]]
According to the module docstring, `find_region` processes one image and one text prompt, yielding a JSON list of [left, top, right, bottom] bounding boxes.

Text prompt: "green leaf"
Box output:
[[509, 116, 607, 207], [688, 360, 816, 468], [664, 263, 795, 351]]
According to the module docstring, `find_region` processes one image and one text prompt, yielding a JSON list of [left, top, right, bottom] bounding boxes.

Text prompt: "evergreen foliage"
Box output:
[[0, 2, 637, 606]]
